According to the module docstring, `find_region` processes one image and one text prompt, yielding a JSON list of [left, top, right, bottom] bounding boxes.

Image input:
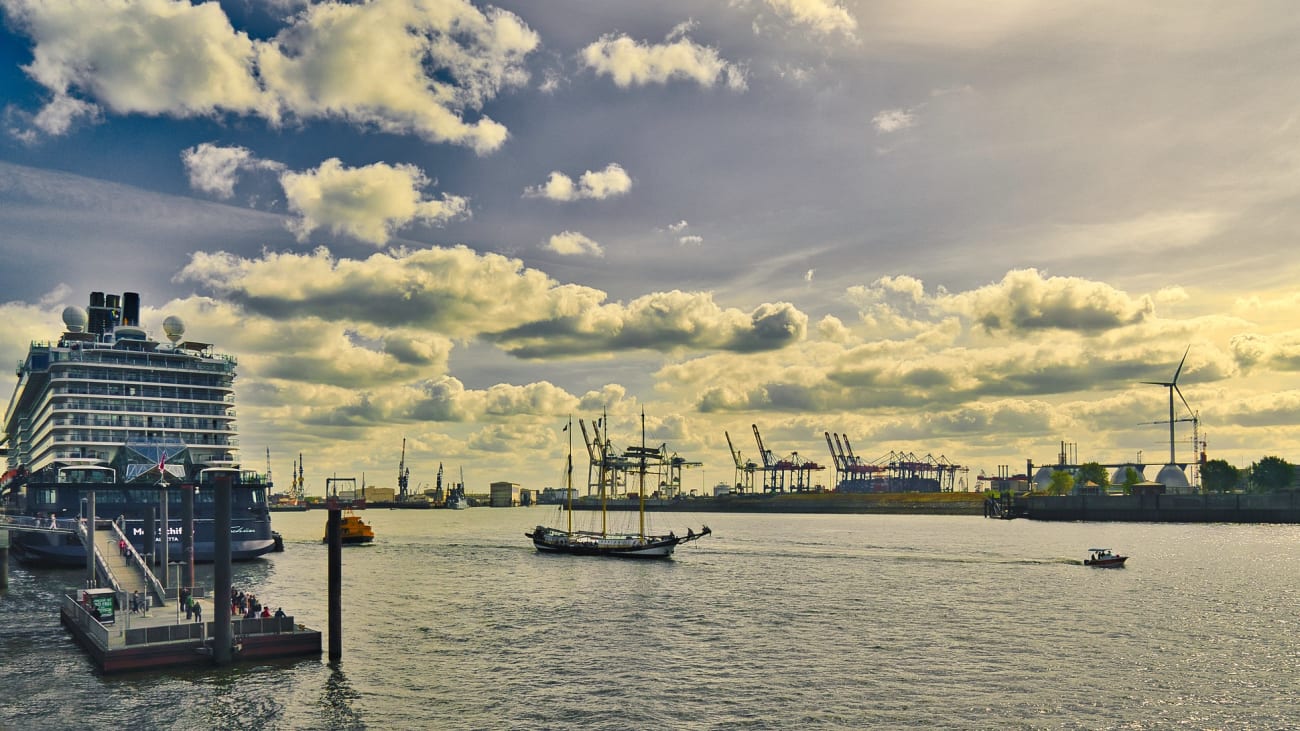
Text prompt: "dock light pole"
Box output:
[[327, 501, 342, 663], [158, 480, 169, 587], [85, 492, 95, 586], [182, 483, 195, 589]]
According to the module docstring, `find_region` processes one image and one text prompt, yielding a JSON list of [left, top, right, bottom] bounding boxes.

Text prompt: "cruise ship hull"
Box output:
[[6, 477, 278, 566], [11, 532, 277, 566]]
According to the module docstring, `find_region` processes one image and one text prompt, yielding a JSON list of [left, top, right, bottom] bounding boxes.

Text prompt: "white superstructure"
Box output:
[[3, 291, 238, 483]]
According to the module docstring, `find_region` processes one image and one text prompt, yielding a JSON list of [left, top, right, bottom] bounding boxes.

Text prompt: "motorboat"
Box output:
[[1084, 548, 1127, 567]]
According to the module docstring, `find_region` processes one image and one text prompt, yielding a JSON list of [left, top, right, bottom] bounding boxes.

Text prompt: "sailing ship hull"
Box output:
[[527, 526, 708, 559]]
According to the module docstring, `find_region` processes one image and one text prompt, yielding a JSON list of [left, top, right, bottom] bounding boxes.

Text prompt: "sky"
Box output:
[[2, 0, 1299, 496]]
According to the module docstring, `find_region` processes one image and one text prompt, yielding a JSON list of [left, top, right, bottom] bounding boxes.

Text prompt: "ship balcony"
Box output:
[[45, 394, 235, 414]]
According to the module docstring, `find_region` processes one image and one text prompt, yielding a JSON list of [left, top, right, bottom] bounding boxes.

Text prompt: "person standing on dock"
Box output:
[[192, 600, 202, 624]]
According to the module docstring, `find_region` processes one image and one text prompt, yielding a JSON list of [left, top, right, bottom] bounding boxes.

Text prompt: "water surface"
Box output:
[[3, 508, 1298, 729]]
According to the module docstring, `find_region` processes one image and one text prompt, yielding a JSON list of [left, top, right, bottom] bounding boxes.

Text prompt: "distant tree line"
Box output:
[[1203, 456, 1297, 493], [1041, 456, 1297, 495]]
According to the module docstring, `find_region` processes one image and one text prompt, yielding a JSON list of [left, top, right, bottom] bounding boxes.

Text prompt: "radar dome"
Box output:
[[62, 306, 88, 333], [162, 315, 186, 343]]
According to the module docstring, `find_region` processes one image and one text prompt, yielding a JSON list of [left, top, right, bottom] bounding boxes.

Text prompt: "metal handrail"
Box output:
[[104, 521, 167, 606]]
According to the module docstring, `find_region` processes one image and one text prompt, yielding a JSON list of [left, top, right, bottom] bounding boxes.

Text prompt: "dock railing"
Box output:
[[61, 592, 112, 649], [104, 520, 167, 606], [76, 522, 127, 599], [232, 616, 297, 637]]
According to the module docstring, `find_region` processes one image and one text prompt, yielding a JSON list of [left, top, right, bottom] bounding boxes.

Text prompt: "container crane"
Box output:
[[725, 431, 757, 493], [753, 424, 825, 492], [752, 424, 778, 491]]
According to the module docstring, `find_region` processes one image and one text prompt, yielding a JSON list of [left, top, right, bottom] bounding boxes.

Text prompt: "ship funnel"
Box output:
[[88, 291, 113, 334], [123, 292, 140, 327]]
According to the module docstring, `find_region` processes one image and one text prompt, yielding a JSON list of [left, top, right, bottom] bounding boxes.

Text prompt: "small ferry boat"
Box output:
[[1084, 548, 1127, 567], [323, 509, 374, 545], [320, 477, 373, 544]]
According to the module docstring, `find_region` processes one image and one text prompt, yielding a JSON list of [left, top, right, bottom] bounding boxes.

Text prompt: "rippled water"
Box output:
[[4, 508, 1300, 729]]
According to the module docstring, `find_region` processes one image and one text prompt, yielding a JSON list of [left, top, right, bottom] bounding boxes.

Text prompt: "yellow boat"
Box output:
[[321, 477, 374, 544], [322, 509, 374, 545]]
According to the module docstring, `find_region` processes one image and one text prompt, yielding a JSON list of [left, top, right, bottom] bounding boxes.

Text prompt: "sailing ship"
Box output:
[[0, 290, 277, 564], [526, 412, 710, 558]]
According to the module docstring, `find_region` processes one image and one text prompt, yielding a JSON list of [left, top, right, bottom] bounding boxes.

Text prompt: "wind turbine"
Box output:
[[1142, 345, 1193, 465]]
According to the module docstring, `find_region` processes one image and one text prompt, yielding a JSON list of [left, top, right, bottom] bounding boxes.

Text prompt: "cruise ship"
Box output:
[[0, 291, 276, 564]]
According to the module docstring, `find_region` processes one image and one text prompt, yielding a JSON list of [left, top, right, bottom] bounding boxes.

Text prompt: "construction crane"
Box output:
[[291, 453, 305, 502], [725, 431, 757, 493], [397, 437, 410, 501]]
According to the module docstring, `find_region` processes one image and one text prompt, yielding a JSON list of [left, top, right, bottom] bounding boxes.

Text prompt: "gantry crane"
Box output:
[[752, 424, 825, 492], [726, 430, 757, 493]]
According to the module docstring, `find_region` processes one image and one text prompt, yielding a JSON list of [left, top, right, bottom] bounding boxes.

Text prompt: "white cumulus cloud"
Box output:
[[765, 0, 858, 37], [546, 231, 604, 257], [4, 0, 538, 153], [523, 163, 632, 202], [582, 31, 746, 90], [280, 158, 468, 245], [181, 143, 284, 199]]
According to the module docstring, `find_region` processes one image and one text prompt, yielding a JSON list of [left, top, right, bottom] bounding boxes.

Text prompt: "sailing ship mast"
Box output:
[[639, 409, 647, 540], [566, 415, 574, 536], [600, 409, 609, 537]]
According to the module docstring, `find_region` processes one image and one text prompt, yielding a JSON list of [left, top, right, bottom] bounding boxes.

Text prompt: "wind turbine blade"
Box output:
[[1140, 381, 1170, 386], [1174, 384, 1192, 416], [1172, 345, 1190, 383]]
